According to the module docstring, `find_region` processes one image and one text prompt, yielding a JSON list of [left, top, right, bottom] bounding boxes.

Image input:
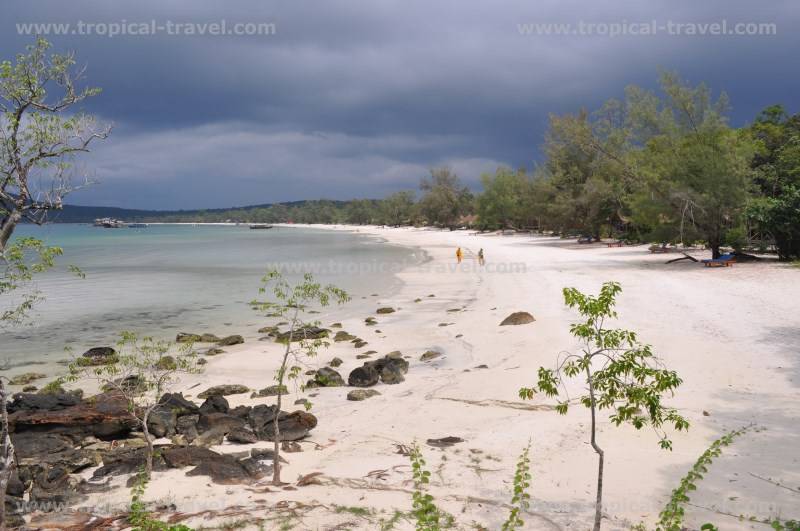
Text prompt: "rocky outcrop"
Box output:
[[8, 391, 81, 413], [7, 384, 320, 510], [9, 391, 137, 439], [499, 312, 535, 326]]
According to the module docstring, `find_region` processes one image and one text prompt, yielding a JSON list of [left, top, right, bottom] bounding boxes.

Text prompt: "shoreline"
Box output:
[[39, 226, 800, 529]]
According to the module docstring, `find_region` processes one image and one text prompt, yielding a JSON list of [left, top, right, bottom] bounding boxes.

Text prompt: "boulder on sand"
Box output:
[[197, 384, 250, 399], [348, 365, 379, 387], [420, 350, 442, 362], [376, 307, 396, 314], [347, 389, 381, 401], [307, 367, 344, 388], [333, 331, 356, 342], [80, 346, 118, 366], [217, 334, 245, 346], [499, 312, 535, 326]]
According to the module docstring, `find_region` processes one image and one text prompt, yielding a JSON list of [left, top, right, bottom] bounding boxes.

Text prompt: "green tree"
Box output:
[[520, 282, 688, 531], [252, 270, 349, 484], [418, 167, 473, 228], [380, 190, 416, 226], [68, 332, 202, 477], [746, 105, 800, 260], [541, 112, 623, 238], [477, 167, 529, 230], [0, 37, 110, 252]]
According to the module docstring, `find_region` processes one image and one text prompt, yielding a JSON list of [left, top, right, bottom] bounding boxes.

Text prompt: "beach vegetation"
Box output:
[[252, 270, 349, 484], [520, 281, 689, 531], [658, 425, 751, 531], [501, 441, 533, 531], [409, 442, 454, 531]]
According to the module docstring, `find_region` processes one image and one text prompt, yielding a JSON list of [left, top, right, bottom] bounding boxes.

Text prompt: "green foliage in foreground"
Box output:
[[1, 237, 63, 326], [657, 426, 752, 531], [521, 281, 688, 531], [409, 443, 454, 531], [501, 442, 533, 531]]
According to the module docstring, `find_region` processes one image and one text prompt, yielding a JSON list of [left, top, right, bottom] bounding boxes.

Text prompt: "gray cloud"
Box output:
[[3, 0, 798, 209]]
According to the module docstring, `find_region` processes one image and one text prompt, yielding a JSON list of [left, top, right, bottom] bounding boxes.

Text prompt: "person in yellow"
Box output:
[[456, 247, 463, 263]]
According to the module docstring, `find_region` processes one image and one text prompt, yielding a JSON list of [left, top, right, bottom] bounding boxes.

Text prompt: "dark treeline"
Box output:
[[72, 74, 799, 260]]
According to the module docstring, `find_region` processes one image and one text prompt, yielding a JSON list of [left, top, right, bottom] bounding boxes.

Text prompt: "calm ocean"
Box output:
[[1, 224, 421, 377]]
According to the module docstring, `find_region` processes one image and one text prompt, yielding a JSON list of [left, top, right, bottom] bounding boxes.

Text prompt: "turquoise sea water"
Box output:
[[1, 224, 420, 373]]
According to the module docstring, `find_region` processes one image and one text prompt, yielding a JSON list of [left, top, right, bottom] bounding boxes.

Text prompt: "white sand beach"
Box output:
[[77, 226, 800, 530]]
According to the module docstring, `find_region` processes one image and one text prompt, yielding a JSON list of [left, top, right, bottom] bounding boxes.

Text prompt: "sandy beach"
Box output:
[[73, 225, 800, 530]]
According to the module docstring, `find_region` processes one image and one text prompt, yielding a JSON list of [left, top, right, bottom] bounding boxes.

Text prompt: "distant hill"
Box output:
[[48, 200, 352, 223]]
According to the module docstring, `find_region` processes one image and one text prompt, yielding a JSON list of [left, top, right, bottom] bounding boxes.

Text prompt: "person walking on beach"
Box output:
[[478, 248, 485, 266], [456, 247, 463, 263]]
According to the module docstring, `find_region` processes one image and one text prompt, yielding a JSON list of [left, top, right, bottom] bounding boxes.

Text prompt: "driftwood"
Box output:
[[666, 253, 699, 264]]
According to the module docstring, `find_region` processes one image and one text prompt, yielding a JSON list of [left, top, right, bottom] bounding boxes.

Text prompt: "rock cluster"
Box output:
[[5, 387, 319, 521]]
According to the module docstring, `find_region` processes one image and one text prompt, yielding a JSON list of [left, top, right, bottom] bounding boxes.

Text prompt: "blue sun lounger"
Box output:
[[702, 253, 736, 267]]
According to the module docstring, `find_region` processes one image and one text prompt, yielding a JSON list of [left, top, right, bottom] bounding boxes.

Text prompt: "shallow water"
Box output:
[[1, 224, 421, 372]]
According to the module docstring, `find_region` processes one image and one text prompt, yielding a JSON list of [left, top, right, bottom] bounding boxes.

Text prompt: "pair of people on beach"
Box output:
[[455, 247, 485, 265]]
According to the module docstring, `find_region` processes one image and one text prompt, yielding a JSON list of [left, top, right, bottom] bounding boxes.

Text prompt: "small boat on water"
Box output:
[[128, 223, 148, 228], [94, 218, 125, 228], [249, 224, 273, 229]]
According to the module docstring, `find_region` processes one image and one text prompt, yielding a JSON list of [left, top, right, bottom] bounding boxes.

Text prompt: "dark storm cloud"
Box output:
[[2, 0, 798, 209]]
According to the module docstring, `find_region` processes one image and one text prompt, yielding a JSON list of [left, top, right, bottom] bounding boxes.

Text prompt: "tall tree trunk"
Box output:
[[142, 409, 153, 478], [587, 369, 604, 531], [0, 380, 16, 531], [0, 210, 22, 253], [273, 309, 297, 485]]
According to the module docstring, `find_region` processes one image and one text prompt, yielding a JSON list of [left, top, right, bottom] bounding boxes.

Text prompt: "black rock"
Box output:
[[147, 407, 177, 438], [176, 414, 200, 442], [226, 426, 258, 444], [200, 394, 230, 415], [348, 365, 379, 387], [8, 392, 81, 413], [158, 393, 200, 416]]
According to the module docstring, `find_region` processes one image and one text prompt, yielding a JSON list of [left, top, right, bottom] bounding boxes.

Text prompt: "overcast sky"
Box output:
[[4, 0, 798, 209]]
